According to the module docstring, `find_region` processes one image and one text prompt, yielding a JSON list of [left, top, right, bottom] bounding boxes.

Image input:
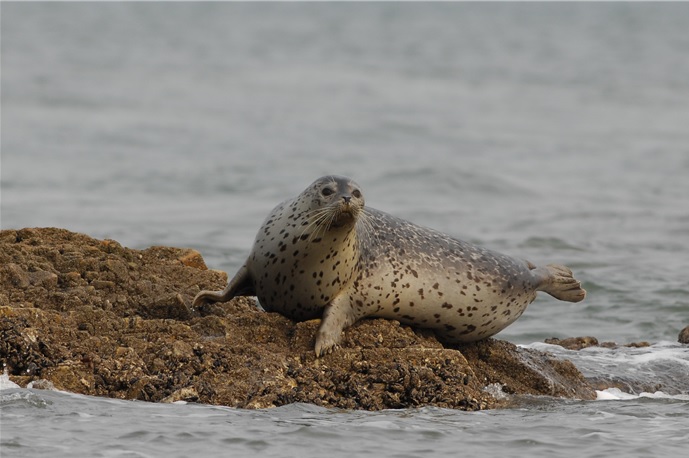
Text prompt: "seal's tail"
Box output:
[[536, 264, 586, 303]]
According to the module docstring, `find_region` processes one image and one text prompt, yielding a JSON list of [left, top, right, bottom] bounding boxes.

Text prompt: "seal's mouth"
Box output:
[[330, 207, 356, 228], [327, 198, 361, 228], [305, 198, 361, 237]]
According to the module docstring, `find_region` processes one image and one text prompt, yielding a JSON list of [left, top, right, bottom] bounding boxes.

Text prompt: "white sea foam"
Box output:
[[483, 383, 510, 400], [0, 368, 21, 391], [596, 388, 689, 401], [523, 341, 689, 366], [523, 341, 689, 397]]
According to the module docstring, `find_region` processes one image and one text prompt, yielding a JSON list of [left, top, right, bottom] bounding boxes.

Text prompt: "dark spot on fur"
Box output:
[[460, 325, 477, 335]]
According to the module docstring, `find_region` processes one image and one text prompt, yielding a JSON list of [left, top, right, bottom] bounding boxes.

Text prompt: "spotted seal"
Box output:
[[193, 175, 586, 356]]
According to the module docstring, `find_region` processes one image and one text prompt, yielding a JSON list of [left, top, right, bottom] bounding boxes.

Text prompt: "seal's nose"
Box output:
[[342, 196, 352, 204]]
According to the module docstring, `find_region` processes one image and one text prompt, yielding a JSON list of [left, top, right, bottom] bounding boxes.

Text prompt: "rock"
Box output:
[[0, 227, 598, 410], [679, 326, 689, 344], [177, 249, 208, 270], [460, 339, 596, 400], [162, 387, 200, 403], [546, 336, 652, 350], [4, 263, 30, 288], [625, 341, 651, 348], [545, 336, 599, 350], [27, 379, 57, 390], [139, 293, 191, 321]]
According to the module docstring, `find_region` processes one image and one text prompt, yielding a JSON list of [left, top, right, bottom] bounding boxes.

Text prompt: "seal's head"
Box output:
[[304, 175, 365, 231]]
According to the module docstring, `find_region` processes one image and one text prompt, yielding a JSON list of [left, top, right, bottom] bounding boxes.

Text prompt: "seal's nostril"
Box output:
[[343, 196, 352, 204]]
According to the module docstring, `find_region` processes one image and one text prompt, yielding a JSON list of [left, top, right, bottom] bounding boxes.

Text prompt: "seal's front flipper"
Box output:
[[192, 264, 255, 308], [535, 264, 586, 303], [314, 295, 359, 357]]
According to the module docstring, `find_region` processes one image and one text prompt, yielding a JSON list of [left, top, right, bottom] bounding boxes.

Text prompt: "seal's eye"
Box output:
[[352, 189, 362, 199], [321, 187, 334, 197]]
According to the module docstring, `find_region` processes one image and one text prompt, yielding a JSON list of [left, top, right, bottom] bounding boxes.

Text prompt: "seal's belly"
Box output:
[[367, 269, 537, 343], [352, 208, 541, 343]]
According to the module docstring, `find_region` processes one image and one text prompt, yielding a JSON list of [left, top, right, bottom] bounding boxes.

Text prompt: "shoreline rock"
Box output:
[[679, 326, 689, 344], [1, 227, 597, 410], [544, 336, 651, 351]]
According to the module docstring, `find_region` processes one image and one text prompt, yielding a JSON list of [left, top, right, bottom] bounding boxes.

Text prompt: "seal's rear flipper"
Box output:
[[192, 264, 255, 308], [536, 264, 586, 303]]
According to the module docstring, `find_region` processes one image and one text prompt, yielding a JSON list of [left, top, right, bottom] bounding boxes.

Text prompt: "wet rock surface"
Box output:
[[1, 228, 598, 410], [679, 326, 689, 344], [545, 335, 689, 396], [545, 336, 651, 350]]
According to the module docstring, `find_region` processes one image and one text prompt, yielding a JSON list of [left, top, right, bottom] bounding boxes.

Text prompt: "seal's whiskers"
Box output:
[[298, 207, 332, 241]]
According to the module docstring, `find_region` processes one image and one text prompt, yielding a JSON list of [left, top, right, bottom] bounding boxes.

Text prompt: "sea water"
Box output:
[[2, 3, 689, 457]]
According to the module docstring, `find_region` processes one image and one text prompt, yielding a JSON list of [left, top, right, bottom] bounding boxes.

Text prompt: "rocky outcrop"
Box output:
[[545, 336, 650, 350], [679, 326, 689, 344], [1, 228, 597, 410]]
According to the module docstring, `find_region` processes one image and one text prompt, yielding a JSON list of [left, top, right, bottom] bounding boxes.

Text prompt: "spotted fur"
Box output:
[[193, 175, 586, 356]]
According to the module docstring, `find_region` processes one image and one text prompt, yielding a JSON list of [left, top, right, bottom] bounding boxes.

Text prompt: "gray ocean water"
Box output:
[[1, 2, 689, 457]]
